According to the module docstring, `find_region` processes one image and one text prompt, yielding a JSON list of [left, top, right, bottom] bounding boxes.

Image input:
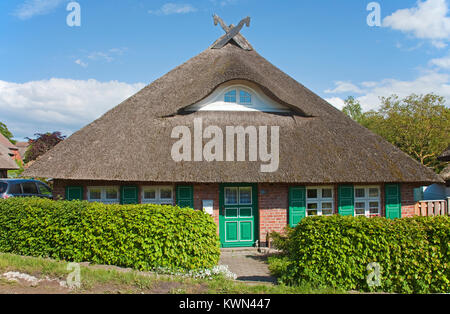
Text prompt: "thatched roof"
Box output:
[[440, 164, 450, 182], [438, 145, 450, 162], [0, 144, 18, 170], [0, 133, 17, 150], [23, 39, 442, 184]]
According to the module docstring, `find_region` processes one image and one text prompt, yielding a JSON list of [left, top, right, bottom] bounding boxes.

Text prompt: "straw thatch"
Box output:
[[0, 144, 18, 170], [438, 145, 450, 162], [440, 164, 450, 182], [23, 40, 442, 184]]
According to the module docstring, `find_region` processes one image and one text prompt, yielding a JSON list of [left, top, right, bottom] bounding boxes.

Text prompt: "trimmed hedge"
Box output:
[[269, 215, 449, 293], [0, 198, 220, 270]]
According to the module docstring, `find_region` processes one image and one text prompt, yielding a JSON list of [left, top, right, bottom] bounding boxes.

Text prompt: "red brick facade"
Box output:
[[53, 179, 420, 247], [401, 183, 421, 218]]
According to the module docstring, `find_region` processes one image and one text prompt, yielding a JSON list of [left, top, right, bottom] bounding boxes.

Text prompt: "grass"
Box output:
[[0, 253, 343, 294]]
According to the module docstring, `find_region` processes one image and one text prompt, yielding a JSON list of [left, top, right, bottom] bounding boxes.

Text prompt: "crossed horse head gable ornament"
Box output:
[[212, 14, 252, 50]]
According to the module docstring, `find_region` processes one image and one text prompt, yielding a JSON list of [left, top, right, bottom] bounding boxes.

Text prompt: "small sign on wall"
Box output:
[[202, 200, 214, 215]]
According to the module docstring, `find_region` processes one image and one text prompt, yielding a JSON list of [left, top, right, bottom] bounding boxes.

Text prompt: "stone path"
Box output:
[[219, 249, 277, 284]]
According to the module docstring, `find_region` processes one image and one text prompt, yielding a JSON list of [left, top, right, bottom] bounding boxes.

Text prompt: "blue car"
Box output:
[[0, 179, 53, 199]]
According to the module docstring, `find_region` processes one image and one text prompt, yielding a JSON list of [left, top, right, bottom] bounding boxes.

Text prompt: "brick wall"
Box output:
[[193, 184, 220, 233], [258, 183, 289, 246], [401, 183, 421, 218]]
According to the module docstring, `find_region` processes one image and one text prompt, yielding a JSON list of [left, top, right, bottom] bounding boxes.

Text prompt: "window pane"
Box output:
[[355, 188, 365, 198], [160, 188, 172, 200], [224, 90, 236, 103], [144, 188, 156, 200], [90, 189, 101, 200], [322, 209, 333, 216], [9, 183, 21, 194], [239, 90, 252, 104], [37, 183, 52, 196], [0, 183, 7, 194], [105, 188, 118, 200], [369, 202, 379, 214], [239, 187, 252, 205], [322, 202, 333, 209], [322, 188, 332, 198], [22, 182, 38, 194], [225, 188, 238, 205], [307, 189, 318, 199], [369, 188, 379, 198], [307, 203, 318, 216], [355, 202, 365, 216]]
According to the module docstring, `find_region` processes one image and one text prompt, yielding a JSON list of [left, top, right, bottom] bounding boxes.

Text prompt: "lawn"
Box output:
[[0, 253, 342, 294]]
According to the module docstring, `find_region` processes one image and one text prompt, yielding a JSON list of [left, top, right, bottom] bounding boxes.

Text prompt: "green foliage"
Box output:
[[0, 198, 220, 271], [342, 96, 367, 125], [0, 122, 14, 144], [269, 215, 449, 293], [24, 132, 66, 163], [342, 93, 450, 172]]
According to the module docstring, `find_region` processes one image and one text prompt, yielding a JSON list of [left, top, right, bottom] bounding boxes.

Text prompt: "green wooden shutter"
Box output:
[[121, 186, 138, 204], [289, 187, 306, 227], [338, 185, 354, 216], [176, 185, 194, 209], [66, 186, 83, 201], [385, 184, 401, 219]]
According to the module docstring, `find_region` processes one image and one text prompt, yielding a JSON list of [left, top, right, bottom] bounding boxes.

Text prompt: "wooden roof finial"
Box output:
[[212, 14, 252, 50]]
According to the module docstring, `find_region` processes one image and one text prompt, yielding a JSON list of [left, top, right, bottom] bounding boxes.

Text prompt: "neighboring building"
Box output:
[[422, 146, 450, 200], [15, 141, 30, 162], [0, 133, 21, 162], [0, 142, 19, 178], [24, 18, 442, 247]]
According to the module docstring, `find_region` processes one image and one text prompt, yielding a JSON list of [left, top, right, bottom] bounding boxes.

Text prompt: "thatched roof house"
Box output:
[[24, 17, 442, 247], [0, 140, 19, 178], [439, 145, 450, 162]]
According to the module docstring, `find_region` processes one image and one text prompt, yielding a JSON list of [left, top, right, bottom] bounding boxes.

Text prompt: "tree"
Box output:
[[342, 94, 450, 172], [342, 96, 366, 125], [24, 132, 66, 163], [0, 122, 15, 144]]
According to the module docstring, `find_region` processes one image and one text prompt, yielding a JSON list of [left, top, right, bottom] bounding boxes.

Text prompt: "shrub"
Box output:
[[0, 198, 220, 271], [269, 215, 449, 293]]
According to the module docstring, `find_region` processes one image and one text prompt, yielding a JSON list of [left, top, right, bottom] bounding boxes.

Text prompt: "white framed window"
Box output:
[[224, 88, 253, 105], [142, 186, 174, 205], [354, 186, 381, 217], [87, 186, 119, 204], [306, 186, 334, 217], [185, 80, 291, 113]]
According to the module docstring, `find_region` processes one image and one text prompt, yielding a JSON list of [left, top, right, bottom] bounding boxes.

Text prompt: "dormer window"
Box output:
[[224, 90, 237, 103], [240, 90, 252, 104], [224, 89, 252, 105], [185, 80, 292, 113]]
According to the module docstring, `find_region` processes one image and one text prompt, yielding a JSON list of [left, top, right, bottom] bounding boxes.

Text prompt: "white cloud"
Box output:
[[12, 0, 65, 20], [324, 81, 364, 94], [0, 78, 146, 140], [148, 3, 197, 15], [324, 97, 347, 110], [324, 71, 450, 111], [383, 0, 450, 47], [74, 59, 87, 68], [430, 55, 450, 68]]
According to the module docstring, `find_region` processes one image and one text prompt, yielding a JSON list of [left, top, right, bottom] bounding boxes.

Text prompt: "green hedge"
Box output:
[[269, 215, 449, 293], [0, 198, 220, 270]]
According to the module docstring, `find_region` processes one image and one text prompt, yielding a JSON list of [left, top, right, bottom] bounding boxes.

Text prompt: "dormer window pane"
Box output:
[[240, 90, 252, 104], [224, 90, 237, 103]]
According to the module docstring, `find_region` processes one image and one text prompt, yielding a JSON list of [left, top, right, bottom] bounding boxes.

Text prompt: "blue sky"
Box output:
[[1, 0, 450, 140]]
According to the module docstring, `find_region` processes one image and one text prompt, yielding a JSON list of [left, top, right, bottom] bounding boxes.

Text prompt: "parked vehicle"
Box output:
[[0, 179, 52, 199]]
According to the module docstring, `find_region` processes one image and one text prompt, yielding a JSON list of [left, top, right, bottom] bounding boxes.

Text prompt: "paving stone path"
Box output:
[[219, 249, 277, 284]]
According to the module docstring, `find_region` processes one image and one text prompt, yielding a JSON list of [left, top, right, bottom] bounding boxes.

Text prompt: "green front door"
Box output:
[[219, 184, 258, 248]]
